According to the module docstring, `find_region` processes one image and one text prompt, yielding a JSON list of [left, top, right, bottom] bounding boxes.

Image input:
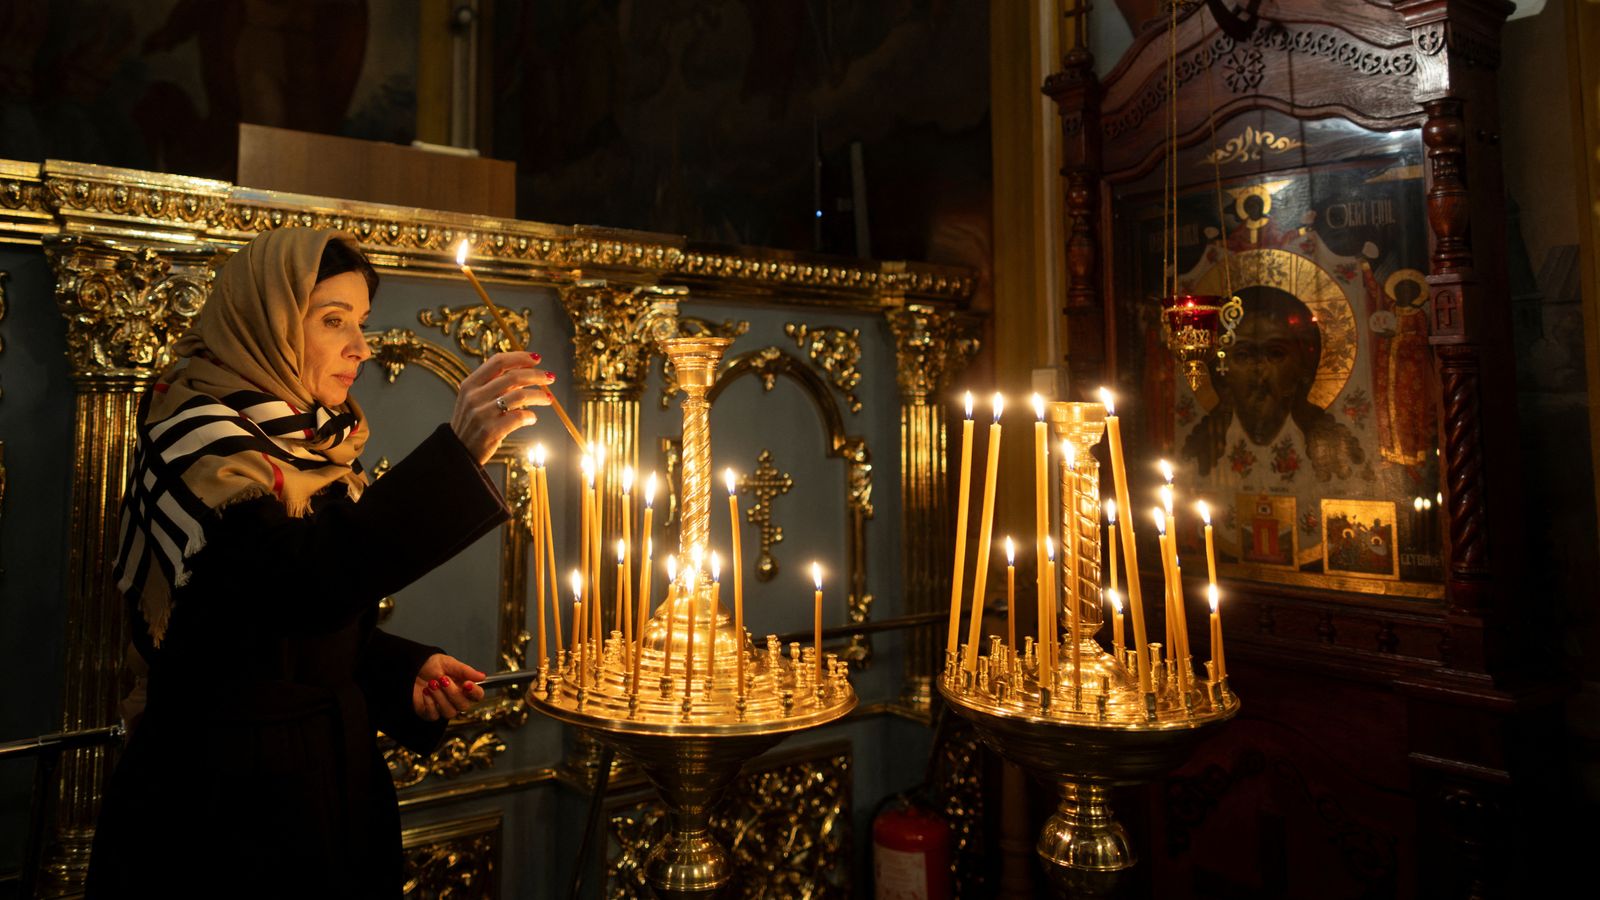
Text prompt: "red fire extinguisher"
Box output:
[[873, 797, 953, 900]]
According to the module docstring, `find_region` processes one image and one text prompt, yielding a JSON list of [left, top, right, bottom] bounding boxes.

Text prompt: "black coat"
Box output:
[[86, 425, 509, 898]]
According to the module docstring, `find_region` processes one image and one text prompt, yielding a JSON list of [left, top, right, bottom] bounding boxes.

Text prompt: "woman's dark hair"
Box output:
[[316, 238, 379, 297]]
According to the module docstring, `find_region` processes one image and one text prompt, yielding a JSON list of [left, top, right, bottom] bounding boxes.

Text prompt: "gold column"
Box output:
[[41, 236, 215, 894], [1050, 401, 1107, 645], [885, 304, 980, 714], [658, 337, 733, 558], [558, 280, 682, 628]]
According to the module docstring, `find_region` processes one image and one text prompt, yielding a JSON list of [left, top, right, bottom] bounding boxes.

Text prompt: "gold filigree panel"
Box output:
[[884, 303, 981, 403], [739, 449, 794, 582], [559, 280, 683, 394], [931, 720, 987, 899], [606, 744, 852, 898], [367, 328, 474, 386], [1199, 125, 1306, 166], [418, 303, 534, 359], [402, 811, 501, 899], [784, 323, 864, 413]]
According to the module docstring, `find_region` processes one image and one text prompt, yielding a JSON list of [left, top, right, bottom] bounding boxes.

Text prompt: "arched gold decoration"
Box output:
[[709, 347, 874, 660]]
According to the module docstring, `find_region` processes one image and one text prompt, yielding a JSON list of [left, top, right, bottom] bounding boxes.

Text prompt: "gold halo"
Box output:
[[1192, 248, 1358, 410], [1383, 268, 1429, 310]]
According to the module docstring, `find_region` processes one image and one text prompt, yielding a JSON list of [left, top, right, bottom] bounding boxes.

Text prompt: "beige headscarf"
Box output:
[[114, 227, 373, 643]]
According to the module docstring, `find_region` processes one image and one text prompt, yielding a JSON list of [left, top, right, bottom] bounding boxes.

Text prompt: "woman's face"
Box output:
[[299, 271, 372, 407]]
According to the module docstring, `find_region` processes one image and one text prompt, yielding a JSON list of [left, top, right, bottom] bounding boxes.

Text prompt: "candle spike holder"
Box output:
[[939, 400, 1238, 896], [530, 335, 854, 899]]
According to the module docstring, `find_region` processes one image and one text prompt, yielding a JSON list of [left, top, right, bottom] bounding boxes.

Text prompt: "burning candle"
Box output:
[[1209, 584, 1227, 682], [1108, 588, 1126, 662], [527, 447, 548, 670], [812, 562, 825, 684], [725, 468, 745, 697], [661, 555, 679, 683], [709, 552, 722, 691], [1045, 536, 1059, 692], [686, 547, 703, 697], [1159, 475, 1191, 673], [537, 450, 561, 654], [947, 392, 976, 659], [1104, 499, 1119, 594], [1032, 394, 1050, 677], [580, 454, 595, 637], [569, 570, 584, 685], [964, 394, 1005, 675], [1154, 508, 1179, 672], [454, 240, 585, 449], [1198, 500, 1218, 589], [1004, 537, 1016, 652], [633, 474, 656, 695], [614, 539, 627, 645], [589, 450, 604, 644], [1098, 388, 1152, 693], [621, 466, 635, 643]]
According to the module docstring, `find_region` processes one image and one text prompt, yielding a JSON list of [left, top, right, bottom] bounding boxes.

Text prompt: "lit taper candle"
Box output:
[[1004, 536, 1016, 652], [812, 562, 825, 684], [709, 552, 722, 691], [1032, 394, 1050, 678], [964, 393, 1004, 675], [569, 570, 584, 686], [537, 446, 561, 654], [1108, 588, 1126, 662], [621, 466, 635, 643], [614, 539, 627, 644], [661, 555, 679, 685], [947, 392, 975, 659], [1198, 500, 1218, 590], [725, 468, 746, 697], [1098, 388, 1152, 693], [1208, 584, 1227, 682], [527, 447, 548, 670]]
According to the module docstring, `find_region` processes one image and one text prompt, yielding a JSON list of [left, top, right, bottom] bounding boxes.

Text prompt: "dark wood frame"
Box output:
[[1046, 1, 1564, 896]]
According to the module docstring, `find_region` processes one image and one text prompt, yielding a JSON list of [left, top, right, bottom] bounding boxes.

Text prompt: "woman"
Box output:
[[86, 228, 555, 896]]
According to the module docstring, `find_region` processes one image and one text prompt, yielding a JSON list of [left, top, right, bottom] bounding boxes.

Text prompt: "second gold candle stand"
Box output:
[[937, 400, 1238, 897], [529, 335, 856, 899]]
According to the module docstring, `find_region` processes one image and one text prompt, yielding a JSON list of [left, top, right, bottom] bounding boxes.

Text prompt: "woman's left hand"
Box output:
[[412, 653, 488, 721]]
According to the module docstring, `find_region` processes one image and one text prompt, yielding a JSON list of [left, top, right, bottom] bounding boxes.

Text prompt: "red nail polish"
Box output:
[[463, 681, 475, 691], [441, 676, 452, 687], [529, 351, 541, 363], [429, 679, 440, 691], [545, 371, 556, 382], [424, 684, 433, 693]]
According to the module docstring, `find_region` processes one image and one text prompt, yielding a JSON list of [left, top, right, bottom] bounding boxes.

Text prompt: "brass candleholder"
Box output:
[[938, 400, 1237, 897], [529, 335, 855, 899]]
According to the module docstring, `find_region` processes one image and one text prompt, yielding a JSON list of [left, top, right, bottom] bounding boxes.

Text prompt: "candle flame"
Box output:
[[1152, 507, 1167, 535], [964, 391, 973, 419], [616, 539, 626, 563], [710, 551, 722, 581], [1108, 589, 1123, 613], [1160, 484, 1175, 517], [1004, 536, 1015, 565], [666, 555, 678, 581], [811, 561, 823, 590], [1097, 387, 1115, 415], [1414, 496, 1424, 512], [1159, 458, 1175, 484], [1208, 583, 1219, 613], [991, 392, 1005, 421], [621, 466, 634, 494], [1062, 439, 1076, 468], [569, 569, 583, 600], [1105, 498, 1117, 523], [645, 471, 658, 506], [454, 238, 470, 267], [1045, 535, 1055, 561], [532, 443, 546, 467], [1436, 491, 1442, 505], [1423, 498, 1433, 511], [1032, 393, 1045, 420], [724, 467, 737, 496], [1197, 499, 1211, 525]]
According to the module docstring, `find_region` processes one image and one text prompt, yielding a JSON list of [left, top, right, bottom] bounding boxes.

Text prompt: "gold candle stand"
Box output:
[[937, 400, 1237, 896], [530, 335, 855, 899]]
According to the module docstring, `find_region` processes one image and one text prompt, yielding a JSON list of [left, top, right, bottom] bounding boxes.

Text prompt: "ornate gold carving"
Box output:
[[740, 450, 794, 582], [658, 316, 749, 408], [387, 727, 510, 788], [560, 280, 684, 396], [931, 721, 988, 899], [1199, 125, 1306, 166], [607, 745, 852, 897], [884, 304, 980, 403], [784, 323, 864, 413], [711, 348, 875, 660], [401, 812, 501, 898], [0, 269, 8, 359], [45, 236, 217, 379], [367, 328, 472, 386], [660, 436, 683, 547], [417, 303, 535, 359]]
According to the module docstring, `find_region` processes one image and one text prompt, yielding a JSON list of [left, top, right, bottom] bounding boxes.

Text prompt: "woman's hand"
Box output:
[[451, 350, 557, 464], [412, 653, 488, 722]]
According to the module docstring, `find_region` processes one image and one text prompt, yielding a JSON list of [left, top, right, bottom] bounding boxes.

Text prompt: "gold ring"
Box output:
[[495, 396, 509, 414]]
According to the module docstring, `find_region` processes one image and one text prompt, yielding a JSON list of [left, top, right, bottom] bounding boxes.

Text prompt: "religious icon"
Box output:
[[1236, 493, 1298, 569], [1321, 499, 1401, 580], [1111, 124, 1443, 598]]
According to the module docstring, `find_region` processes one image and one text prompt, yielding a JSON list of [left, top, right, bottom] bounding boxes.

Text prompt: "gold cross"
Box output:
[[740, 449, 794, 582]]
